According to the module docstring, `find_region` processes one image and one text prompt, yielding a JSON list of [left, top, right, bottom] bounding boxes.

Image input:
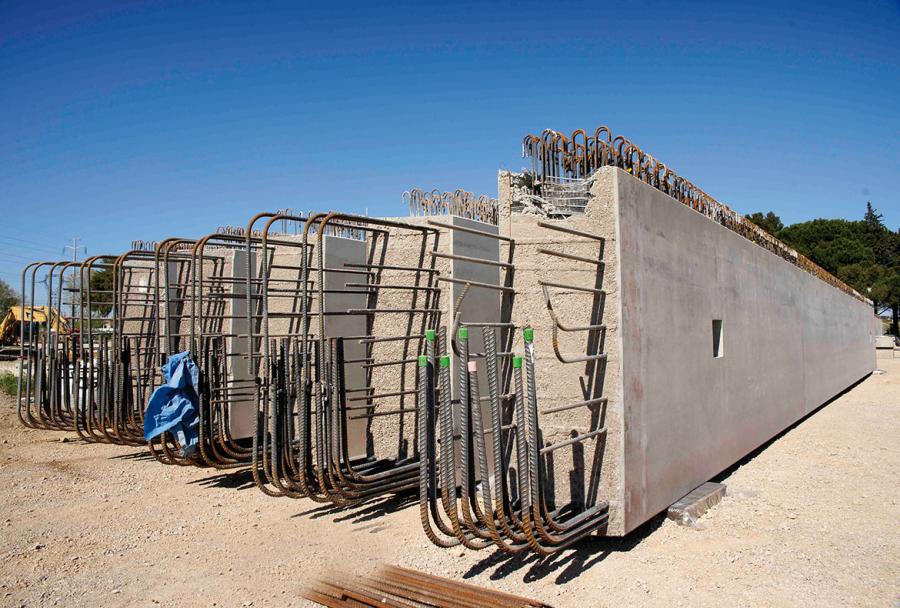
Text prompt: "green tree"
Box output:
[[779, 219, 872, 275], [837, 262, 887, 299], [83, 266, 114, 317], [863, 201, 885, 232], [778, 203, 899, 336], [0, 279, 19, 318], [747, 211, 784, 236]]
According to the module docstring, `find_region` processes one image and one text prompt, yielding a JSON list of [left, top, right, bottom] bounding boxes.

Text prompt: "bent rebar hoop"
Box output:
[[417, 323, 612, 555], [17, 261, 49, 429], [188, 232, 273, 470], [404, 187, 499, 226], [312, 212, 442, 505], [521, 125, 867, 303], [76, 254, 119, 443]]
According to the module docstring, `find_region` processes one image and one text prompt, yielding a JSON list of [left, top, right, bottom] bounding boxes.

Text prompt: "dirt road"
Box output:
[[1, 360, 898, 607]]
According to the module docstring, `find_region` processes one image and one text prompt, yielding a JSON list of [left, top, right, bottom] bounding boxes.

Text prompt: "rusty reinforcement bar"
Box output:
[[522, 127, 869, 304], [304, 564, 553, 608], [404, 187, 499, 226]]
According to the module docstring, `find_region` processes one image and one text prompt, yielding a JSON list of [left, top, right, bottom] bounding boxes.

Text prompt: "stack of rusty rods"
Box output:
[[304, 564, 553, 608]]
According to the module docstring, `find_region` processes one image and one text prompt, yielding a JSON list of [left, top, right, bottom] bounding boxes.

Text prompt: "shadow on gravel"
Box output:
[[187, 469, 257, 490], [108, 450, 158, 462], [292, 491, 417, 524], [462, 514, 665, 585]]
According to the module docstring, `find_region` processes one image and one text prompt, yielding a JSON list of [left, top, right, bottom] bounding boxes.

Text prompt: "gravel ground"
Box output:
[[1, 360, 898, 608]]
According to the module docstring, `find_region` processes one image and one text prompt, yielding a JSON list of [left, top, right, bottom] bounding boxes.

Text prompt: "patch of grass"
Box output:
[[0, 372, 17, 396]]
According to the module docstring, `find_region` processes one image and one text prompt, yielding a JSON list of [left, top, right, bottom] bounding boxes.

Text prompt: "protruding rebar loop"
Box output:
[[436, 348, 490, 550], [423, 330, 456, 539], [404, 187, 499, 226], [512, 354, 531, 522], [111, 252, 157, 445], [18, 262, 49, 429], [455, 327, 492, 542], [311, 213, 438, 503], [29, 261, 77, 432], [241, 210, 436, 504], [417, 349, 459, 548], [17, 253, 153, 446], [183, 232, 264, 470], [521, 126, 868, 304], [482, 326, 529, 549], [148, 238, 198, 459], [256, 212, 311, 498], [326, 336, 420, 502], [535, 220, 607, 365], [519, 327, 610, 554], [467, 356, 530, 554]]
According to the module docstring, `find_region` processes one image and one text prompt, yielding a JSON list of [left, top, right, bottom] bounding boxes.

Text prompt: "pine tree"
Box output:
[[864, 201, 885, 232]]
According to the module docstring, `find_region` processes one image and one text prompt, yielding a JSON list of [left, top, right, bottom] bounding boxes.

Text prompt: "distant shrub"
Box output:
[[0, 372, 16, 397]]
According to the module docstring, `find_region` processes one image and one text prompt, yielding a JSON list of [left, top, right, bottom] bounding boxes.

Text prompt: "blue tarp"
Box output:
[[143, 351, 200, 457]]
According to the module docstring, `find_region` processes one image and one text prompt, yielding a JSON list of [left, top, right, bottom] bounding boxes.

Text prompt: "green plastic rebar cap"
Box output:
[[458, 327, 468, 340], [523, 327, 534, 343], [425, 329, 436, 342], [513, 355, 523, 369], [418, 355, 428, 367], [439, 355, 451, 368]]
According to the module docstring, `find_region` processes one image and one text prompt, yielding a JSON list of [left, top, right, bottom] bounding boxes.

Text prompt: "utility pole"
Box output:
[[62, 238, 87, 331], [63, 237, 86, 262]]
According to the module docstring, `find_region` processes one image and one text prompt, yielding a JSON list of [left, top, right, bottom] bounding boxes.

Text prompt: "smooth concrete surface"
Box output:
[[322, 235, 369, 460], [874, 335, 895, 348], [611, 167, 877, 534], [448, 215, 501, 382], [225, 250, 255, 439], [875, 335, 898, 359], [448, 216, 501, 479], [162, 260, 184, 355]]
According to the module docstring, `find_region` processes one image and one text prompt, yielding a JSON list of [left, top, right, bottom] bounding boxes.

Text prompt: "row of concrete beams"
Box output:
[[14, 196, 612, 556]]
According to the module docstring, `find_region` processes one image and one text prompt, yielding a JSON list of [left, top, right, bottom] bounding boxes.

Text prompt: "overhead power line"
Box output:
[[0, 234, 67, 250], [0, 242, 63, 256]]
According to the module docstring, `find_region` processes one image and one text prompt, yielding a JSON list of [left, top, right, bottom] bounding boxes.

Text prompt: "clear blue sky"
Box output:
[[2, 0, 898, 293]]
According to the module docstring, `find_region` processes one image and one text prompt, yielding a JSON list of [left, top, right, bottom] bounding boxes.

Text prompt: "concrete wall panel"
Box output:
[[226, 250, 255, 439], [613, 168, 876, 533], [322, 235, 369, 461]]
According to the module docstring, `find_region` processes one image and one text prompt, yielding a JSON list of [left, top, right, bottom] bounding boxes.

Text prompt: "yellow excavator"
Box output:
[[0, 306, 69, 349]]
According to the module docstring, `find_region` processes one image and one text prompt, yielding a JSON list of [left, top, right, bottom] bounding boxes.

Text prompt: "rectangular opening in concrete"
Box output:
[[712, 319, 724, 358]]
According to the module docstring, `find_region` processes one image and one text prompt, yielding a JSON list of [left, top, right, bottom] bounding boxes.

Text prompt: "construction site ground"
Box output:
[[1, 360, 898, 608]]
